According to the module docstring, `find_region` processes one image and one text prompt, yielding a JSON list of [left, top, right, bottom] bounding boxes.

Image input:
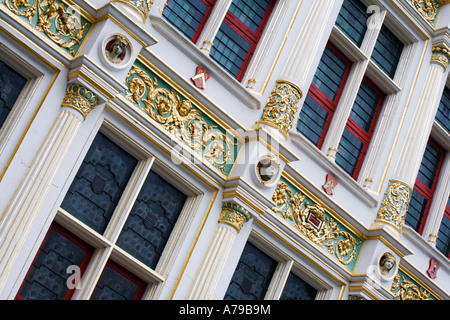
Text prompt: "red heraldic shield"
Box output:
[[427, 258, 440, 279], [191, 66, 211, 90], [322, 174, 338, 195]]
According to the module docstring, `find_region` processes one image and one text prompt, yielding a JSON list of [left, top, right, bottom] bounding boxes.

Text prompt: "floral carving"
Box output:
[[2, 0, 91, 56], [257, 80, 302, 138], [391, 271, 436, 300], [376, 180, 412, 230], [411, 0, 440, 25], [272, 180, 362, 267], [125, 64, 239, 175]]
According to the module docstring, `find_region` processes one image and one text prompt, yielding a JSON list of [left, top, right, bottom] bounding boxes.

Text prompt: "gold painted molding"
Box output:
[[111, 0, 154, 22], [61, 83, 98, 120], [431, 46, 450, 70], [218, 202, 251, 233]]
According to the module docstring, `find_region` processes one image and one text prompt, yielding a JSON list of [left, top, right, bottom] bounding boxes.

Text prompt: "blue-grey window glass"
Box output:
[[224, 242, 277, 300], [336, 128, 364, 177], [162, 0, 208, 40], [229, 0, 270, 33], [91, 264, 143, 300], [61, 132, 138, 234], [417, 142, 442, 189], [210, 23, 251, 78], [436, 86, 450, 134], [280, 273, 317, 300], [405, 189, 428, 232], [371, 25, 404, 78], [297, 95, 329, 146], [335, 0, 369, 47], [116, 171, 187, 269], [312, 45, 349, 101], [349, 80, 381, 132], [0, 60, 27, 129], [18, 228, 90, 300], [436, 204, 450, 258]]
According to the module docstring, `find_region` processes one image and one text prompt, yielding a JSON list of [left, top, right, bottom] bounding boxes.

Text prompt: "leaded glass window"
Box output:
[[436, 202, 450, 259], [61, 132, 138, 234], [0, 60, 27, 129], [436, 86, 450, 134], [280, 273, 317, 300], [116, 170, 187, 269], [335, 0, 369, 47], [224, 242, 277, 300], [90, 261, 146, 300], [371, 25, 404, 79], [16, 224, 94, 300]]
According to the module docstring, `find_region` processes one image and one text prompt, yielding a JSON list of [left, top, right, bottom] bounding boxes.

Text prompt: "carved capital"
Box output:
[[257, 80, 302, 139], [218, 202, 251, 233], [111, 0, 154, 21], [375, 180, 412, 231], [431, 46, 450, 70], [61, 84, 98, 120]]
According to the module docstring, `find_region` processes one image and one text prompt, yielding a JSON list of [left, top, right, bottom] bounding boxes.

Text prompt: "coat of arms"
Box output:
[[322, 174, 338, 195]]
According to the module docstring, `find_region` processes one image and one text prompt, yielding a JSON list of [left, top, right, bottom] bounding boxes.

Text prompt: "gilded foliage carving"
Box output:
[[272, 180, 362, 267], [391, 271, 436, 300], [219, 202, 251, 233], [431, 46, 450, 70], [125, 63, 239, 175], [376, 180, 412, 230], [258, 80, 302, 138], [2, 0, 91, 56], [61, 84, 98, 120], [111, 0, 154, 20], [411, 0, 440, 25]]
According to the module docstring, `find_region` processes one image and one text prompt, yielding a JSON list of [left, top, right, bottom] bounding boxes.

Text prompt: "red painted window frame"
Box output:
[[15, 223, 94, 300], [191, 0, 217, 44], [221, 0, 276, 81], [306, 42, 352, 149], [97, 260, 147, 300], [344, 77, 385, 180], [412, 138, 445, 235]]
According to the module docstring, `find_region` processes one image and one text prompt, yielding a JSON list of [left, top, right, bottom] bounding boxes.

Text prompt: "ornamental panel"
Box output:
[[390, 269, 438, 300], [271, 177, 363, 271], [1, 0, 92, 56], [124, 59, 242, 176]]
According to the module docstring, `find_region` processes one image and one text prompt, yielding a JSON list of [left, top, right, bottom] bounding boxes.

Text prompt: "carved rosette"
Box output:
[[61, 84, 98, 120], [111, 0, 154, 21], [376, 180, 412, 231], [218, 202, 251, 233], [431, 46, 450, 70], [257, 80, 302, 139]]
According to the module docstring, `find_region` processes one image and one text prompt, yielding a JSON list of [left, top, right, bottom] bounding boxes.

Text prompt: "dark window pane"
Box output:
[[436, 213, 450, 257], [210, 23, 251, 78], [91, 262, 146, 300], [280, 273, 317, 300], [371, 25, 404, 78], [0, 60, 27, 129], [405, 189, 428, 232], [297, 95, 329, 146], [61, 132, 138, 234], [163, 0, 209, 40], [417, 142, 442, 189], [436, 86, 450, 134], [349, 80, 381, 132], [116, 171, 187, 269], [335, 0, 369, 46], [17, 225, 93, 300], [336, 128, 364, 177], [229, 0, 271, 33], [224, 242, 277, 300]]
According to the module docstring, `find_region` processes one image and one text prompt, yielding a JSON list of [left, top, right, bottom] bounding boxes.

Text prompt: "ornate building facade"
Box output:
[[0, 0, 449, 300]]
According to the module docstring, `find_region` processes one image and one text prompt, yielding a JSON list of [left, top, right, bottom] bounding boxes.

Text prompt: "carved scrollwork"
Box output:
[[2, 0, 91, 56], [391, 271, 436, 300], [125, 64, 238, 175], [411, 0, 440, 25], [272, 180, 362, 266], [376, 180, 412, 230]]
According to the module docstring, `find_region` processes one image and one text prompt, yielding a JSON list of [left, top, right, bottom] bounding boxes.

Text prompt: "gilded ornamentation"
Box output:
[[2, 0, 91, 56], [61, 83, 98, 120], [257, 80, 302, 138], [219, 202, 251, 233], [272, 180, 362, 267], [111, 0, 154, 21], [431, 46, 450, 70], [411, 0, 441, 25], [124, 63, 239, 175], [376, 180, 412, 231], [391, 270, 436, 300]]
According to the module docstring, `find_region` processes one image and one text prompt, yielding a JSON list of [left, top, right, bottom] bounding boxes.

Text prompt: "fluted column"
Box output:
[[375, 45, 450, 233], [196, 0, 233, 54], [186, 202, 251, 299], [256, 0, 342, 140], [0, 84, 98, 293]]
